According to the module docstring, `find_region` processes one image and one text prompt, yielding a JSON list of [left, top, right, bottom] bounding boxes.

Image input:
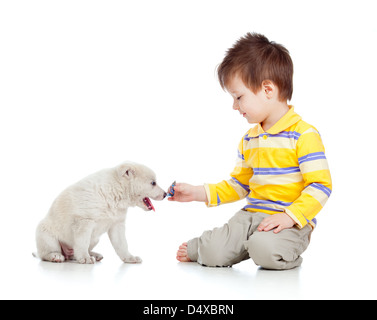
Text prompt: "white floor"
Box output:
[[2, 200, 377, 300], [2, 244, 376, 300]]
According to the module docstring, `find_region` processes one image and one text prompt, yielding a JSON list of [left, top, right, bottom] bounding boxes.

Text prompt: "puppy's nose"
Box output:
[[163, 192, 167, 199]]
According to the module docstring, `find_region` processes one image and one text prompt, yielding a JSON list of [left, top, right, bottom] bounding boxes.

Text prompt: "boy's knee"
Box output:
[[245, 232, 302, 270], [245, 235, 279, 269]]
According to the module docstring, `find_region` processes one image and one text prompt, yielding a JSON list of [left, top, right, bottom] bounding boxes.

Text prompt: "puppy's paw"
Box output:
[[46, 253, 65, 263], [78, 256, 96, 264], [122, 255, 142, 264], [90, 252, 104, 262]]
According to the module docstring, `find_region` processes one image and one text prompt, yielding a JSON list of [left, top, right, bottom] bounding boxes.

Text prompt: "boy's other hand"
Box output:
[[257, 213, 295, 233], [168, 183, 208, 203]]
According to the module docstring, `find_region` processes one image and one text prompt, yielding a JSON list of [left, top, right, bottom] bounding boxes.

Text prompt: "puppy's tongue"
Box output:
[[143, 197, 155, 211]]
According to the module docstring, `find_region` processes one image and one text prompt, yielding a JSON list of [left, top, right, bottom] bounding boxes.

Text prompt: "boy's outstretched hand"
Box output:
[[257, 213, 295, 234], [168, 183, 295, 234], [168, 183, 208, 203]]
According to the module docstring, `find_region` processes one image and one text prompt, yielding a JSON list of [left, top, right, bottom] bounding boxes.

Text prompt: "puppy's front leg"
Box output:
[[73, 219, 96, 264], [108, 222, 142, 263]]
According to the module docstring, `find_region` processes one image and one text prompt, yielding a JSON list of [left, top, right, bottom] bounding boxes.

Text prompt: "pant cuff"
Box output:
[[187, 238, 199, 262]]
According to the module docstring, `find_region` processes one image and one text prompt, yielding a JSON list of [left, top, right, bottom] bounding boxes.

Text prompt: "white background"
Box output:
[[1, 0, 376, 300]]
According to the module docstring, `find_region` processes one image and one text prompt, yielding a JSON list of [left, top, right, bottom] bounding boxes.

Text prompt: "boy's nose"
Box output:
[[233, 102, 239, 110]]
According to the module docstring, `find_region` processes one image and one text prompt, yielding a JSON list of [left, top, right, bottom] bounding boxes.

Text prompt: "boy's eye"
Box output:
[[151, 181, 156, 186], [237, 96, 242, 100]]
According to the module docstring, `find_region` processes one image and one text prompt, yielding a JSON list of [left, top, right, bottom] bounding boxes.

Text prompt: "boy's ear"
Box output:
[[118, 163, 136, 179], [261, 80, 275, 99]]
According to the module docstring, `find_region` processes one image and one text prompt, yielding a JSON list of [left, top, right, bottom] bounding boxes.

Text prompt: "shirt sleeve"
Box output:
[[284, 128, 332, 228], [204, 135, 253, 207]]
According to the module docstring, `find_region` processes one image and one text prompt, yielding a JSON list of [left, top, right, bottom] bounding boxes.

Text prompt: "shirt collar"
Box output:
[[248, 105, 301, 137]]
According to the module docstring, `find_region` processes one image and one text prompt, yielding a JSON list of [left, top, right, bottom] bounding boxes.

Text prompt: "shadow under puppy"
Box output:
[[35, 161, 166, 264]]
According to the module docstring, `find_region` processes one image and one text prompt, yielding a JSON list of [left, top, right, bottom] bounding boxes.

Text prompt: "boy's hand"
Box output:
[[168, 183, 208, 203], [257, 213, 295, 234]]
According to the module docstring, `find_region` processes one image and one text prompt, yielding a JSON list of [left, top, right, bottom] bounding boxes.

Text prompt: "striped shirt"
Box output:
[[204, 106, 332, 229]]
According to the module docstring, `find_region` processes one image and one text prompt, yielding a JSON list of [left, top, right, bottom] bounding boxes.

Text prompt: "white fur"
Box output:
[[35, 161, 166, 264]]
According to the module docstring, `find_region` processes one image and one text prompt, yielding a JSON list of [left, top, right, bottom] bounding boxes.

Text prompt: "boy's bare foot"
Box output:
[[176, 242, 191, 262]]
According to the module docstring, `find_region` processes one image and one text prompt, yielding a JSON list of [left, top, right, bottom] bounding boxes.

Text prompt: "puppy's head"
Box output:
[[117, 162, 166, 211]]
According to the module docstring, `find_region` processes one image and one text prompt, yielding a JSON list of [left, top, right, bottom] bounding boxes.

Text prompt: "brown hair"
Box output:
[[217, 33, 293, 101]]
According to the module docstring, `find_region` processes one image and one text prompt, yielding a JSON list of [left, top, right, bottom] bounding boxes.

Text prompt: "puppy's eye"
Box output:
[[151, 181, 156, 186]]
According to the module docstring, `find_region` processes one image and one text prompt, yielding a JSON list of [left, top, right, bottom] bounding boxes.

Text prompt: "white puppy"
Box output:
[[35, 162, 166, 264]]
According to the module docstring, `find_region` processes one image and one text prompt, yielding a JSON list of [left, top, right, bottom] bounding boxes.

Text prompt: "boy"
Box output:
[[169, 33, 332, 270]]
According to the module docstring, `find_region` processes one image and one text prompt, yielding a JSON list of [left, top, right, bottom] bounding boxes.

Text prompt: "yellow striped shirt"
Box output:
[[204, 106, 332, 229]]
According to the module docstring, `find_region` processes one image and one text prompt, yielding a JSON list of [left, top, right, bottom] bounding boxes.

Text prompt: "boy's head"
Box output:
[[217, 33, 293, 102]]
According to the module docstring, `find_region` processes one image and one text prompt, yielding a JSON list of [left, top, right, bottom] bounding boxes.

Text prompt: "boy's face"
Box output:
[[226, 74, 269, 125]]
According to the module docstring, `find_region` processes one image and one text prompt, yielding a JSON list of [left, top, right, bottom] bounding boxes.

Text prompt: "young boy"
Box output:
[[168, 33, 332, 270]]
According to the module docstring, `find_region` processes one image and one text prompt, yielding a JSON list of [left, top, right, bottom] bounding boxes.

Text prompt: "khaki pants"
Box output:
[[187, 210, 312, 270]]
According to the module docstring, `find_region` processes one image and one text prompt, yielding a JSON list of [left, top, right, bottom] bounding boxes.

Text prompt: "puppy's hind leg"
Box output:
[[36, 222, 65, 263]]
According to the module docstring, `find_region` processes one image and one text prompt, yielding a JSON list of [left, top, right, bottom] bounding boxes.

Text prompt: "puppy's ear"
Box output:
[[118, 163, 136, 179]]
